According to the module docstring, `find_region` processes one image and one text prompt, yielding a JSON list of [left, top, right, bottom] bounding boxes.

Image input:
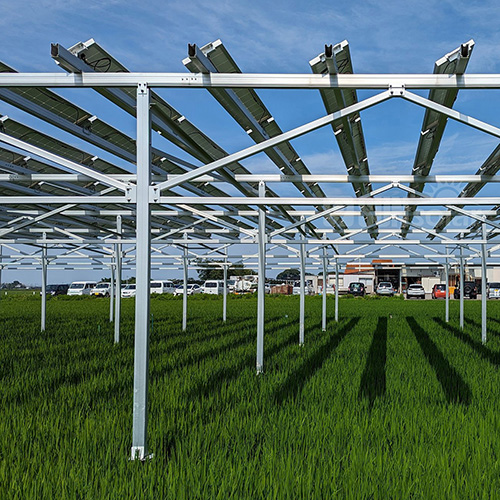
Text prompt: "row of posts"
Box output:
[[16, 84, 491, 461]]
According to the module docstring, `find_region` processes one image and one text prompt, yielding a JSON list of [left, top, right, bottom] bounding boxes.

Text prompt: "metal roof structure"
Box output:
[[1, 38, 500, 460]]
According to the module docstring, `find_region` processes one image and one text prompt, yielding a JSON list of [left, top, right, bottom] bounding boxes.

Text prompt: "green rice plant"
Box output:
[[1, 296, 500, 498]]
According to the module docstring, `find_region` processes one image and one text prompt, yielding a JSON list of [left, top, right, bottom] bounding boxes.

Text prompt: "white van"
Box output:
[[150, 280, 175, 294], [203, 280, 226, 295], [292, 280, 314, 296], [68, 281, 97, 296]]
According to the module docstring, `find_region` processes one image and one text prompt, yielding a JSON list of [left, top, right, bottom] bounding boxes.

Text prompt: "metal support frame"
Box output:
[[109, 263, 115, 323], [460, 245, 465, 329], [41, 244, 47, 332], [4, 60, 500, 464], [182, 236, 188, 332], [322, 244, 327, 332], [131, 84, 152, 461], [114, 215, 122, 343], [481, 223, 488, 344], [256, 181, 266, 374], [299, 222, 306, 346], [223, 248, 227, 323], [445, 258, 450, 323], [335, 259, 339, 322]]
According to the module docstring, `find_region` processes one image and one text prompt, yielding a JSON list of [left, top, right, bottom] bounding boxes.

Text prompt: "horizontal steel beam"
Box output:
[[5, 173, 500, 184], [0, 73, 499, 89], [154, 196, 500, 206]]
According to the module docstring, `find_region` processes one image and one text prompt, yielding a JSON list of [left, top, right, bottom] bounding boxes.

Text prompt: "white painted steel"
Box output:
[[460, 245, 465, 330], [1, 72, 500, 89], [41, 245, 47, 332], [481, 223, 488, 344], [256, 181, 266, 374], [131, 84, 152, 461]]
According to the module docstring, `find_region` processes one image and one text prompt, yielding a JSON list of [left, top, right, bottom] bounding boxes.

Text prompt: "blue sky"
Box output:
[[2, 0, 500, 285]]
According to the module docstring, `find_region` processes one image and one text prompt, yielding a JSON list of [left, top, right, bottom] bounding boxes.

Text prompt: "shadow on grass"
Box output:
[[274, 317, 360, 405], [434, 317, 500, 366], [359, 317, 387, 408], [151, 331, 255, 381], [187, 327, 300, 400], [464, 317, 500, 337], [408, 317, 471, 405]]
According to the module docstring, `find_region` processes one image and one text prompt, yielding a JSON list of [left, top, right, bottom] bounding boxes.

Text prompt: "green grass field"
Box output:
[[1, 295, 500, 499]]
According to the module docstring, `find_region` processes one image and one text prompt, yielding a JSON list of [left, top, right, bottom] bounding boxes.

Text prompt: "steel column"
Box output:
[[182, 237, 188, 332], [256, 181, 266, 374], [322, 245, 327, 332], [0, 245, 2, 301], [131, 84, 152, 461], [114, 215, 122, 344], [459, 245, 464, 330], [335, 259, 339, 322], [299, 225, 306, 346], [445, 258, 449, 323], [481, 223, 488, 344], [41, 244, 47, 332], [223, 249, 227, 323], [109, 263, 115, 323]]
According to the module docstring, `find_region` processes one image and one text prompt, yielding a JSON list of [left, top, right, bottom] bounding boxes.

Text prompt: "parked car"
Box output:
[[376, 282, 395, 296], [92, 282, 111, 297], [431, 283, 448, 299], [227, 279, 237, 293], [348, 282, 365, 297], [488, 282, 500, 299], [121, 284, 136, 298], [41, 284, 69, 296], [454, 281, 478, 299], [406, 284, 426, 299], [292, 281, 315, 295], [67, 281, 97, 296], [173, 284, 202, 296], [150, 280, 175, 294], [203, 280, 226, 295], [318, 285, 335, 295]]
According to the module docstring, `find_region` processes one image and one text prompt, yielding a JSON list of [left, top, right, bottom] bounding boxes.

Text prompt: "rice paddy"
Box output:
[[2, 294, 500, 498]]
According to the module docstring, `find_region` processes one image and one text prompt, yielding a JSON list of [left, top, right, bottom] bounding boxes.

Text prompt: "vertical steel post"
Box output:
[[114, 215, 122, 344], [445, 257, 449, 323], [481, 223, 488, 344], [131, 83, 152, 461], [0, 245, 3, 302], [223, 248, 228, 322], [299, 223, 306, 346], [41, 244, 47, 332], [256, 181, 266, 374], [459, 245, 464, 330], [109, 262, 115, 323], [335, 259, 339, 322], [322, 244, 327, 332], [399, 266, 402, 295], [182, 235, 188, 332]]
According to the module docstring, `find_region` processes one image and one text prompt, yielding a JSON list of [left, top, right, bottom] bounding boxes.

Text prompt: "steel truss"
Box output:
[[1, 38, 500, 460]]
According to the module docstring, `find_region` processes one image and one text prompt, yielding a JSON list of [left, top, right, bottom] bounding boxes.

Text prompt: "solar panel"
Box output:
[[400, 40, 474, 237], [183, 39, 347, 235], [309, 40, 377, 237]]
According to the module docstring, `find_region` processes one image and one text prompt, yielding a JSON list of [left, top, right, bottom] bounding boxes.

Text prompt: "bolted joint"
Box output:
[[137, 82, 148, 94], [389, 84, 405, 96], [125, 185, 136, 203], [149, 186, 160, 203]]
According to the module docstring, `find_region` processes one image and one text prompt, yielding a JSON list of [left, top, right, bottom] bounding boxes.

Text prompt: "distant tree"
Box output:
[[100, 277, 111, 283], [1, 280, 25, 290], [276, 269, 300, 281], [196, 259, 256, 281]]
